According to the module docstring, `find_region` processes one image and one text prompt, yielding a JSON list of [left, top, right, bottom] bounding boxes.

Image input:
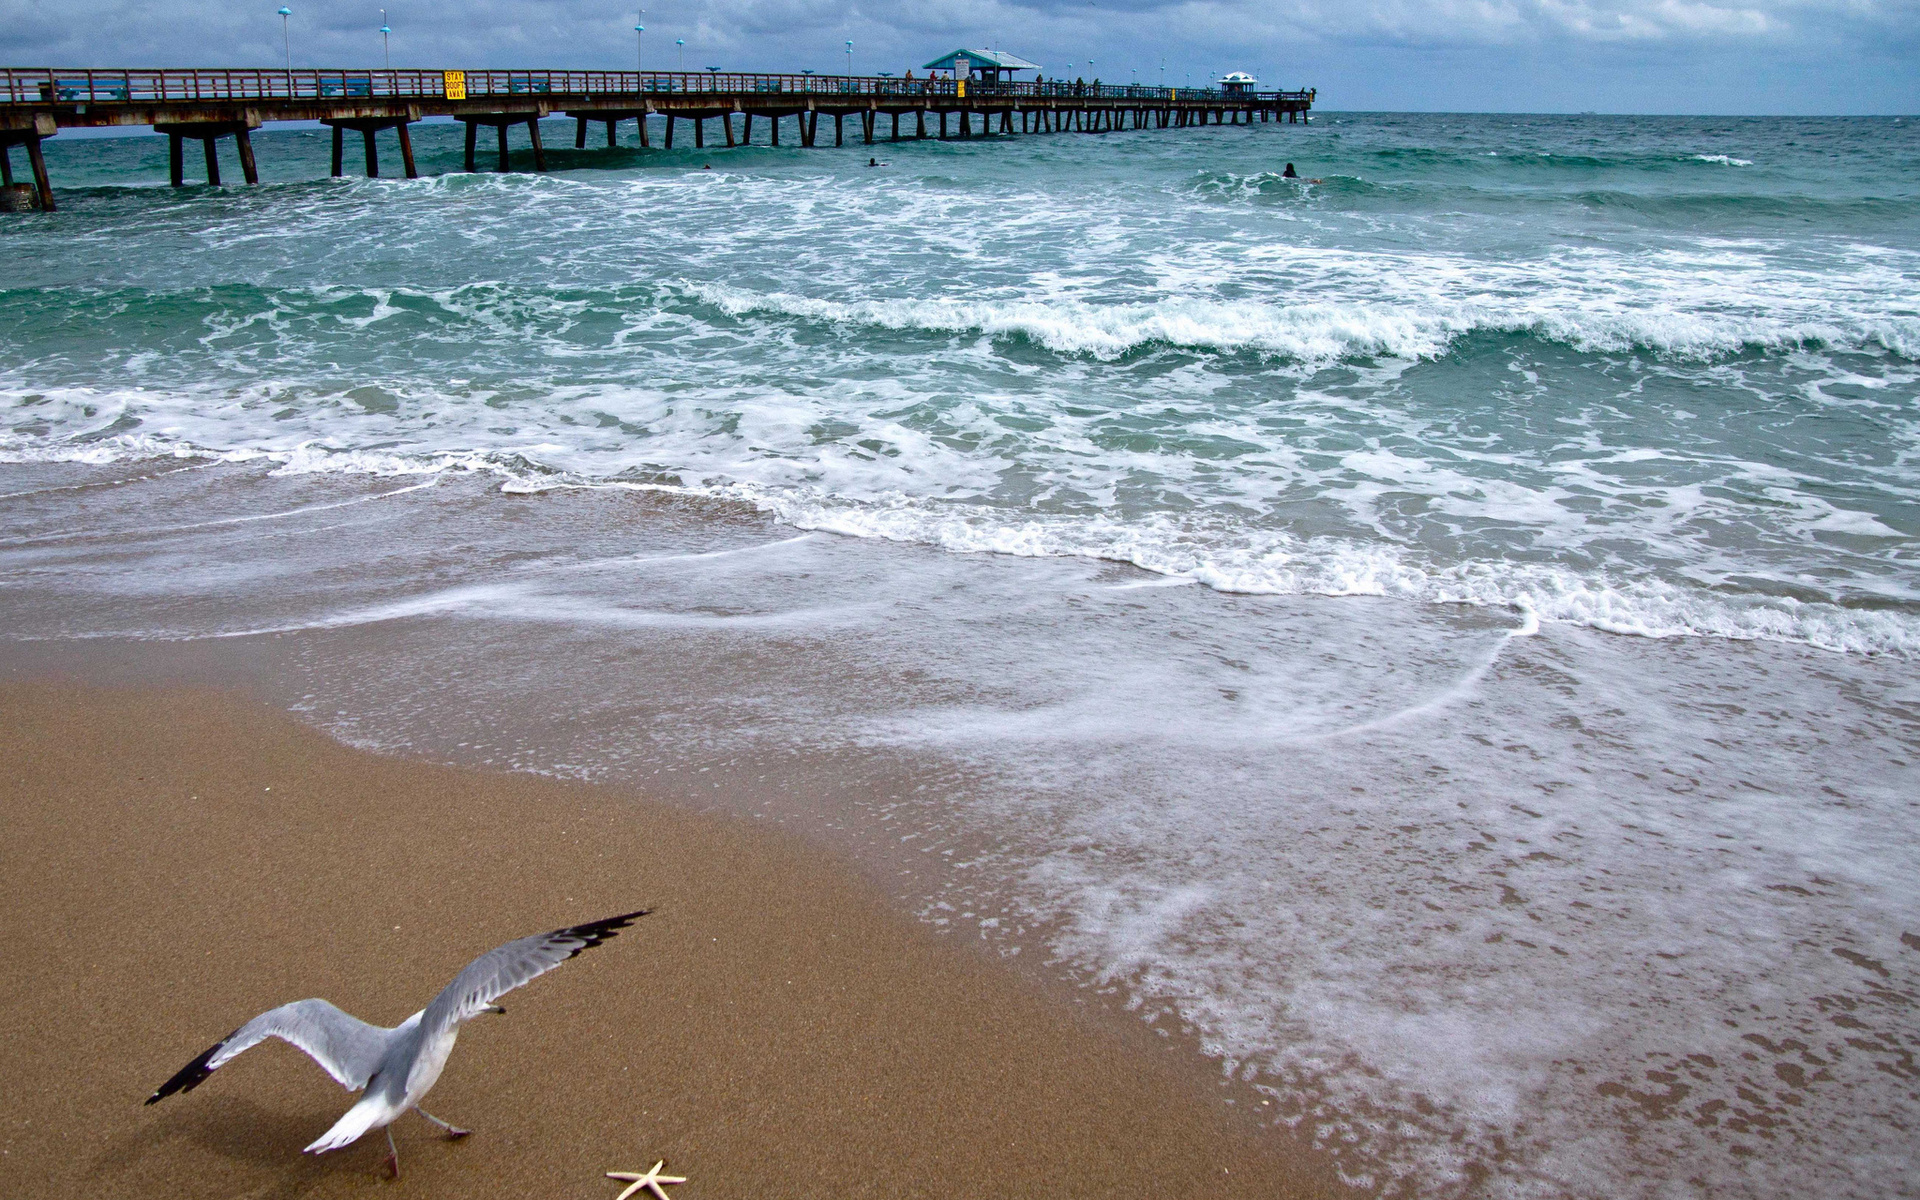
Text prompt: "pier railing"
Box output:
[[1, 66, 1312, 106]]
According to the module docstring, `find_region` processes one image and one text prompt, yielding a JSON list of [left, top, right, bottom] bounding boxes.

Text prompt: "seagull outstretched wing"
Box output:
[[147, 998, 395, 1104], [423, 910, 650, 1033]]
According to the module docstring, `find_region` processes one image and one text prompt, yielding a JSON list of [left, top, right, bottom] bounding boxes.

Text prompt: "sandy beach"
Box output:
[[0, 679, 1339, 1199]]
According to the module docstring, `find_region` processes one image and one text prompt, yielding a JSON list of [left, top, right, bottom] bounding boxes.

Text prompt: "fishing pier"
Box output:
[[0, 67, 1314, 210]]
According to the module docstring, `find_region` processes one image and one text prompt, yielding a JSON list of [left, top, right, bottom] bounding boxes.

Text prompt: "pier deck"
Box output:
[[0, 68, 1315, 209]]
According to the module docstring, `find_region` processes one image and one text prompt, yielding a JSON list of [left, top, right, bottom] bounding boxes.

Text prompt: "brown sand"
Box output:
[[0, 681, 1338, 1199]]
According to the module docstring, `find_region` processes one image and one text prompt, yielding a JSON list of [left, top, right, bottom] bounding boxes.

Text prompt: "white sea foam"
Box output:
[[720, 489, 1920, 654], [1693, 153, 1755, 166], [683, 265, 1920, 363], [5, 394, 1915, 657]]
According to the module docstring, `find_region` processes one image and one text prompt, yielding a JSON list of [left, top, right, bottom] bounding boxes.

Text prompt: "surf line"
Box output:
[[0, 458, 224, 503], [1284, 601, 1540, 744], [551, 532, 820, 575], [0, 477, 442, 548]]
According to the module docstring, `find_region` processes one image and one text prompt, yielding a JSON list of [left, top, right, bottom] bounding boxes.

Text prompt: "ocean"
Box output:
[[3, 111, 1916, 1197]]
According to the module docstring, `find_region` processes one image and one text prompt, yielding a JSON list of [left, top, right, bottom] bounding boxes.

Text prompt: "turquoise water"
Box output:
[[7, 113, 1918, 649], [4, 113, 1918, 1197]]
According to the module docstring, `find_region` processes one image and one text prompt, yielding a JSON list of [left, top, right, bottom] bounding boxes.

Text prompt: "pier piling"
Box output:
[[156, 120, 260, 186], [323, 116, 418, 178], [1, 115, 56, 209]]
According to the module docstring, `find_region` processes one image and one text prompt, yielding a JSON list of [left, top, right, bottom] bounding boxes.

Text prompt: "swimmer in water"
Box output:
[[1283, 162, 1298, 178], [868, 157, 886, 167]]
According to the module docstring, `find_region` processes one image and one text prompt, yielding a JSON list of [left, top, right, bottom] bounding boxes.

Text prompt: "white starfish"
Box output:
[[606, 1160, 688, 1200]]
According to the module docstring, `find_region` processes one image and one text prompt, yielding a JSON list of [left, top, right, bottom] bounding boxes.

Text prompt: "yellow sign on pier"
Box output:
[[443, 70, 466, 100]]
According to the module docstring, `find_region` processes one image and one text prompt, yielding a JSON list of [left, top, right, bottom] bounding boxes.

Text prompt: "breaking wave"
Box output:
[[684, 280, 1919, 364]]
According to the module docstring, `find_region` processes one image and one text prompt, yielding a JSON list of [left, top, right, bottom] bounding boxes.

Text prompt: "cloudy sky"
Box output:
[[3, 0, 1914, 112]]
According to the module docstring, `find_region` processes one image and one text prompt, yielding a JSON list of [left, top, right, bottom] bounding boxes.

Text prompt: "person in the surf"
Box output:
[[1283, 162, 1298, 177]]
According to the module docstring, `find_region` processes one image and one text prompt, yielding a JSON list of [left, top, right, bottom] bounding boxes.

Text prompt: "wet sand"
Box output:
[[0, 679, 1339, 1199]]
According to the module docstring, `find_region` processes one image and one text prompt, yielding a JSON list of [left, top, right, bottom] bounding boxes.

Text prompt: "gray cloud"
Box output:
[[0, 0, 1912, 110]]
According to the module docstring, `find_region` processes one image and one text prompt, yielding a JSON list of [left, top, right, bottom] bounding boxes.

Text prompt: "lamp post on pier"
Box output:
[[676, 38, 684, 72], [380, 11, 391, 70], [845, 39, 853, 76], [635, 11, 644, 74], [277, 6, 292, 93]]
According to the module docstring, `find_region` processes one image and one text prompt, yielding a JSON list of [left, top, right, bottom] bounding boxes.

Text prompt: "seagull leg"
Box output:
[[384, 1126, 400, 1179], [417, 1108, 472, 1139]]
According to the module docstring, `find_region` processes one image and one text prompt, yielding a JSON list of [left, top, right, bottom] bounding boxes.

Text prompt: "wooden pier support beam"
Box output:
[[694, 115, 704, 149], [362, 128, 379, 177], [24, 136, 52, 209], [457, 113, 542, 174], [465, 121, 478, 171], [834, 112, 843, 147], [724, 112, 736, 147], [1, 123, 58, 211], [664, 114, 676, 148], [235, 127, 258, 182], [527, 117, 546, 171], [575, 116, 588, 148], [157, 120, 260, 187]]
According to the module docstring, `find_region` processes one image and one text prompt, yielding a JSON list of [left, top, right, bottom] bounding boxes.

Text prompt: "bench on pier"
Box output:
[[47, 79, 130, 102], [318, 77, 374, 98]]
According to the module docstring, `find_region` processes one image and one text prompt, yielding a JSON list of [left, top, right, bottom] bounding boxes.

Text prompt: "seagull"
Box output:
[[146, 910, 650, 1177]]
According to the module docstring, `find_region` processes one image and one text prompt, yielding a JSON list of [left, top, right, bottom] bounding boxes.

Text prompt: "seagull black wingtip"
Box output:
[[145, 1028, 237, 1106], [554, 909, 651, 959]]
